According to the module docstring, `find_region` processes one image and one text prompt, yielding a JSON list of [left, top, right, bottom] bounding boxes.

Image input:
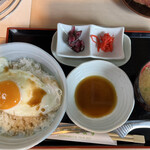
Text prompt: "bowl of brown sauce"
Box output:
[[67, 60, 134, 133]]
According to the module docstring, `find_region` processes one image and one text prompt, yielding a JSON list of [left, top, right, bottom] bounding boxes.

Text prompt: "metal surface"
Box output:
[[114, 120, 150, 138]]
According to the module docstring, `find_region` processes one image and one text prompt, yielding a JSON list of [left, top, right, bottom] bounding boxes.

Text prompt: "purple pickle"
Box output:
[[67, 26, 85, 53]]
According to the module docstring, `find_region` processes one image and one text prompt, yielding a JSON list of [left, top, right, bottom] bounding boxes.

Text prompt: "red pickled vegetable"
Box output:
[[90, 33, 114, 53], [90, 35, 101, 52], [100, 33, 114, 52]]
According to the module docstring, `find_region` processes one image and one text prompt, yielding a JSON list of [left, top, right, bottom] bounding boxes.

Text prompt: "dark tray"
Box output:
[[6, 28, 150, 147], [122, 0, 150, 19]]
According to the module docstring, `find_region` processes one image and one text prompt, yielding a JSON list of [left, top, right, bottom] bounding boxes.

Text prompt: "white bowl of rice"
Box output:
[[0, 42, 67, 150]]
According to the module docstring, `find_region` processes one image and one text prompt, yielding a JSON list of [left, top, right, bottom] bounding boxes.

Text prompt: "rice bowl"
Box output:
[[0, 42, 67, 150]]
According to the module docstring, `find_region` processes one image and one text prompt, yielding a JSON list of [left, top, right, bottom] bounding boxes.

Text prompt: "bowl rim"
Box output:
[[122, 0, 150, 19], [0, 42, 67, 149], [66, 60, 135, 133], [134, 61, 150, 111]]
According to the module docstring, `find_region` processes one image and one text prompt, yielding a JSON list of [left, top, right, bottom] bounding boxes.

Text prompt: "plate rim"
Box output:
[[122, 0, 150, 19], [66, 60, 135, 133], [51, 31, 131, 67]]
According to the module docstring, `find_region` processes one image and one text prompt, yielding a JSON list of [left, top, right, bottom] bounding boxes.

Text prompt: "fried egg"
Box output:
[[0, 58, 62, 117]]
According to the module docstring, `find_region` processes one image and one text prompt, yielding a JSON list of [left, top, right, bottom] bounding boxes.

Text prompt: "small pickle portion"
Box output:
[[68, 26, 85, 53]]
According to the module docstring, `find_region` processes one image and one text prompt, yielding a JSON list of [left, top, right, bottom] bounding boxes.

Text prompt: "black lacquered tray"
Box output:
[[6, 28, 150, 147]]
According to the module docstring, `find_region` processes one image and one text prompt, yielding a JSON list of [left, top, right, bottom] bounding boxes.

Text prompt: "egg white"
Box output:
[[0, 58, 61, 117]]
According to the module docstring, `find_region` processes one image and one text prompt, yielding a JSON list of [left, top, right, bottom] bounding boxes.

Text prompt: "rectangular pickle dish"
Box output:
[[56, 23, 125, 60]]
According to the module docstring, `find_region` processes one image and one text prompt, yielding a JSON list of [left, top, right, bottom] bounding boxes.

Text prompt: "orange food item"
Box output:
[[90, 35, 101, 52], [100, 33, 114, 52], [0, 80, 21, 109], [90, 33, 114, 53]]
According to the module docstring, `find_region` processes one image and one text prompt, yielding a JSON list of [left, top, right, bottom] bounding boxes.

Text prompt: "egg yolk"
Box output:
[[0, 80, 20, 109]]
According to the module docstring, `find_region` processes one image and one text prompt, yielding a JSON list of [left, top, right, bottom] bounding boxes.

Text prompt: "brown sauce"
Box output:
[[4, 67, 9, 72], [75, 76, 117, 118], [27, 88, 46, 107], [36, 106, 40, 111], [41, 108, 45, 112]]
